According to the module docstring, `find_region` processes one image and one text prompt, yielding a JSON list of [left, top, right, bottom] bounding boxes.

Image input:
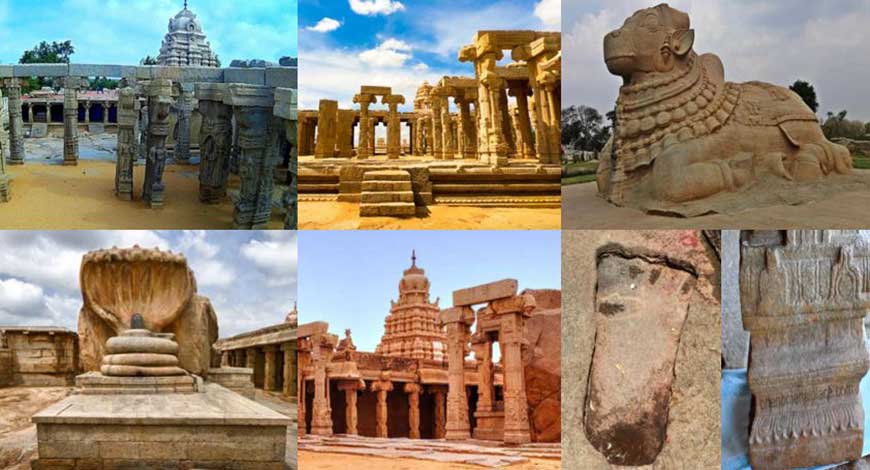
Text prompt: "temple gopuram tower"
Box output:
[[376, 251, 447, 360], [156, 1, 219, 67]]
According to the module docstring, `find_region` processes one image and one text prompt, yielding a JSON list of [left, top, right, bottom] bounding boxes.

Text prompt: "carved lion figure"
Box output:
[[597, 4, 851, 207]]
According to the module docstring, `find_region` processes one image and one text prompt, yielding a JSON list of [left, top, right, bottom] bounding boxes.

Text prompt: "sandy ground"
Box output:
[[562, 174, 870, 229], [298, 451, 560, 470], [299, 201, 561, 230], [0, 160, 285, 229], [0, 387, 72, 470]]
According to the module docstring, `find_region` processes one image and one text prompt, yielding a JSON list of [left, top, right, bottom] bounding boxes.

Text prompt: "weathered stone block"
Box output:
[[179, 66, 224, 83], [224, 67, 266, 86], [453, 279, 518, 306], [69, 64, 123, 77], [13, 64, 68, 77], [265, 66, 297, 89]]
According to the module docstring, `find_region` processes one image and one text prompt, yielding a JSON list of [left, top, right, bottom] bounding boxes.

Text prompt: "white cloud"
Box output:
[[534, 0, 560, 27], [240, 235, 297, 287], [412, 62, 429, 71], [0, 278, 44, 316], [359, 38, 413, 67], [349, 0, 405, 16], [176, 230, 220, 259], [307, 17, 341, 33]]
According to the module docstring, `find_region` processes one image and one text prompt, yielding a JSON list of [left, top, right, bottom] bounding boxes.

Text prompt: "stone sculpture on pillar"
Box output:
[[63, 76, 83, 166], [741, 230, 870, 468], [224, 84, 278, 229], [405, 382, 422, 439], [173, 83, 194, 164], [382, 94, 405, 159], [196, 83, 232, 203], [142, 79, 174, 208], [4, 79, 24, 165], [338, 379, 365, 435], [115, 87, 139, 201], [310, 332, 337, 436]]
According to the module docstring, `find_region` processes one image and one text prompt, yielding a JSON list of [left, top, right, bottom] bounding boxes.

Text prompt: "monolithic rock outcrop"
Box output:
[[77, 246, 218, 376], [521, 289, 561, 443], [596, 4, 862, 216]]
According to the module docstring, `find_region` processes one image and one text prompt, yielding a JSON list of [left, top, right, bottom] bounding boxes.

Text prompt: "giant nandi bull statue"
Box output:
[[596, 4, 852, 213]]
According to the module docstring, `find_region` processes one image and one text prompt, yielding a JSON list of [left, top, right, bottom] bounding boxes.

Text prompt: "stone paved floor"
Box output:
[[299, 434, 560, 468], [253, 389, 298, 470], [562, 173, 870, 229]]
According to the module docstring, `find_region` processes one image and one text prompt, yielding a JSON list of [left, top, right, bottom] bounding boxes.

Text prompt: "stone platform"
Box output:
[[75, 371, 198, 395], [31, 383, 291, 469], [299, 434, 561, 468]]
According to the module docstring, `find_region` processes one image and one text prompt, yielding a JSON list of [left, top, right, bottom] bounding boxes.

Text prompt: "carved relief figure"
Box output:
[[597, 4, 852, 209]]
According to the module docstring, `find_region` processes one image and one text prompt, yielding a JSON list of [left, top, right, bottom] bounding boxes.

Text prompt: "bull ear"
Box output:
[[671, 29, 694, 56]]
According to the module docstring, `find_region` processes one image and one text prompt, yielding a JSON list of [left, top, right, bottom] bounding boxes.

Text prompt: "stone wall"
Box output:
[[0, 347, 12, 386], [1, 328, 78, 386]]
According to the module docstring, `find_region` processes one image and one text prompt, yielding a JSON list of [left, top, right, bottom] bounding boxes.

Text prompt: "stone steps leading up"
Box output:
[[360, 170, 416, 217]]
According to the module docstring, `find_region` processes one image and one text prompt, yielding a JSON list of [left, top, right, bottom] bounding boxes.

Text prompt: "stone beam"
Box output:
[[360, 85, 392, 95], [452, 279, 518, 306]]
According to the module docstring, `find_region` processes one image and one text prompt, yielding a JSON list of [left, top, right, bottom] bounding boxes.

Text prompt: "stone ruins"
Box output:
[[0, 2, 298, 229], [297, 252, 561, 446], [0, 326, 77, 387], [9, 246, 296, 468], [740, 230, 869, 468], [563, 230, 721, 468], [596, 4, 865, 217], [298, 30, 561, 217]]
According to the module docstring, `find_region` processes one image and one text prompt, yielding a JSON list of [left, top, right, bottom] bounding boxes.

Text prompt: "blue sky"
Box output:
[[564, 0, 870, 120], [297, 230, 560, 352], [0, 231, 296, 338], [299, 0, 559, 110], [0, 0, 297, 67]]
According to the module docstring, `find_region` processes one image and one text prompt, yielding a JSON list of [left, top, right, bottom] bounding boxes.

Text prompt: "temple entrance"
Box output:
[[357, 386, 378, 437], [330, 381, 348, 434], [386, 388, 410, 438], [419, 390, 436, 439]]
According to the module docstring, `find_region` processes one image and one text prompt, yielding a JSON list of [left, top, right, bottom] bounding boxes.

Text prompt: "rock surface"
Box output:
[[522, 289, 561, 443]]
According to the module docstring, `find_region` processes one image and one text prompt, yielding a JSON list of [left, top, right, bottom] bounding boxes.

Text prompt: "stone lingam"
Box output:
[[31, 246, 291, 469]]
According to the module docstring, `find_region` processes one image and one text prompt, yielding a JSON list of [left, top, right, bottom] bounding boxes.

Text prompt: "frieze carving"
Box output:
[[741, 230, 869, 468]]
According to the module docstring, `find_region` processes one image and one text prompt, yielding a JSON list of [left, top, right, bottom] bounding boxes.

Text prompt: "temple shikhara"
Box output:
[[296, 252, 561, 447], [298, 30, 561, 219], [157, 1, 220, 67]]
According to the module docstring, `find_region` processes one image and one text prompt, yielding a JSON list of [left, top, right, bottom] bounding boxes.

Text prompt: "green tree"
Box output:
[[140, 55, 158, 65], [18, 40, 75, 93], [89, 76, 119, 91], [214, 55, 221, 68], [789, 80, 818, 113], [561, 105, 611, 152]]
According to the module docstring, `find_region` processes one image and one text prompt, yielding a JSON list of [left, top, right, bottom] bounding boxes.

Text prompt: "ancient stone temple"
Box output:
[[31, 246, 291, 468], [297, 29, 561, 217], [374, 251, 446, 359], [596, 4, 862, 216], [0, 326, 78, 386], [156, 1, 219, 67], [740, 230, 869, 468], [297, 253, 561, 445]]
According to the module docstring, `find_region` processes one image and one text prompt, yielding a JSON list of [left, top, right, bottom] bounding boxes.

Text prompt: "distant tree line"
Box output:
[[561, 105, 611, 152]]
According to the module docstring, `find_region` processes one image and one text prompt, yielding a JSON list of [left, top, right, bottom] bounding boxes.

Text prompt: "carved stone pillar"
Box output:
[[353, 94, 374, 159], [431, 99, 443, 159], [430, 387, 447, 439], [473, 339, 494, 413], [310, 334, 336, 436], [338, 379, 364, 435], [741, 230, 870, 469], [62, 76, 80, 166], [102, 102, 109, 124], [174, 83, 194, 164], [0, 121, 8, 202], [142, 79, 173, 208], [405, 383, 422, 439], [371, 373, 394, 438], [196, 83, 232, 204], [439, 96, 454, 160], [383, 94, 405, 159], [115, 87, 138, 201], [281, 342, 297, 397], [297, 341, 310, 437], [245, 348, 256, 370], [491, 295, 534, 445], [336, 109, 354, 158], [5, 79, 24, 165], [220, 351, 229, 367], [456, 97, 475, 159], [438, 306, 474, 440], [84, 102, 90, 123], [509, 87, 535, 159], [264, 345, 278, 391], [224, 84, 278, 229], [314, 99, 337, 159]]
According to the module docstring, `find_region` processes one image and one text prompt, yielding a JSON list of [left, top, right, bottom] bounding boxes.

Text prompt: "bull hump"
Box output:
[[732, 81, 818, 127]]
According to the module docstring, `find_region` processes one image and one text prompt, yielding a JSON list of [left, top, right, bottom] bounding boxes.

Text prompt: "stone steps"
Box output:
[[360, 170, 416, 217]]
